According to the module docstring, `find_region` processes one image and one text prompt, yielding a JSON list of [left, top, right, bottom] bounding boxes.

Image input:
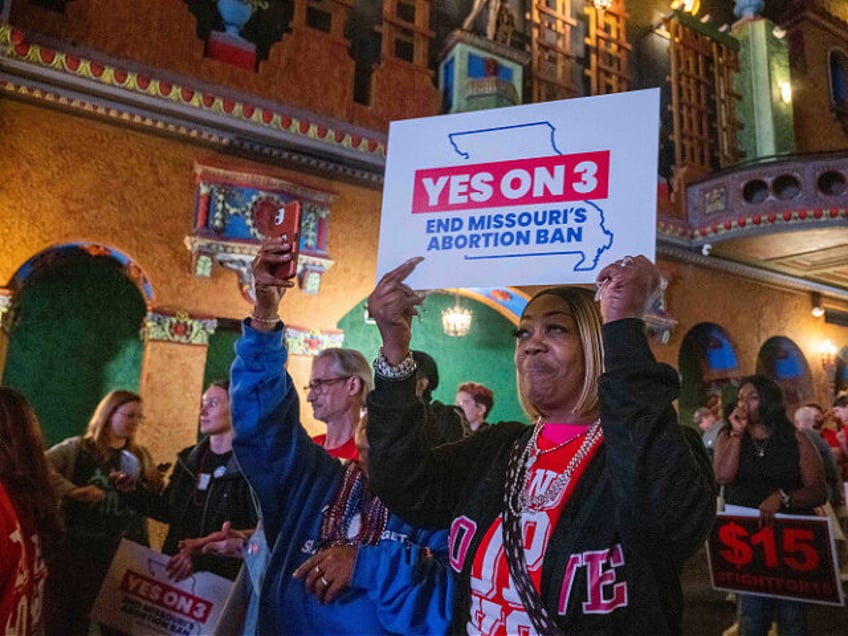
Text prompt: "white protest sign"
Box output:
[[91, 539, 238, 635], [376, 89, 660, 289]]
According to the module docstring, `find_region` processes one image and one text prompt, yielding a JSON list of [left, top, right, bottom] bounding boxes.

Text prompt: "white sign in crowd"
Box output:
[[376, 88, 661, 290]]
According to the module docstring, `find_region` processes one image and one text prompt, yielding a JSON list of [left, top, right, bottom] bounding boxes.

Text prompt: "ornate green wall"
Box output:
[[2, 255, 146, 446], [338, 291, 527, 425]]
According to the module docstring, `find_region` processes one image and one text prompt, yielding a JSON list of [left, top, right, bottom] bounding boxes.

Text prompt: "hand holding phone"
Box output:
[[253, 198, 302, 279]]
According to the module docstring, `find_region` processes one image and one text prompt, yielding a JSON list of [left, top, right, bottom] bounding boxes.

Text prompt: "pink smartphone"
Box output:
[[254, 199, 302, 279]]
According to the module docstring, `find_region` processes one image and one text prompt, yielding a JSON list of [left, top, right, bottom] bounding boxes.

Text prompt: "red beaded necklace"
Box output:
[[321, 461, 389, 547]]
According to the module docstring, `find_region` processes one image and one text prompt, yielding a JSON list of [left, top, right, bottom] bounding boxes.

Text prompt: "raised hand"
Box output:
[[595, 255, 666, 323], [251, 238, 297, 330], [367, 257, 425, 364]]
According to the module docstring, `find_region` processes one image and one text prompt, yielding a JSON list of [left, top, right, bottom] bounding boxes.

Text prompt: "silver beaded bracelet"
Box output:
[[373, 349, 416, 380]]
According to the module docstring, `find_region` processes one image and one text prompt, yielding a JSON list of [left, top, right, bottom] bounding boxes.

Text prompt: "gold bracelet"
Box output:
[[250, 314, 280, 325]]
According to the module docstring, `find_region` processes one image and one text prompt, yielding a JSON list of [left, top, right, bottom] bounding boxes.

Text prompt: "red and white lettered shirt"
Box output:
[[0, 482, 47, 635], [466, 427, 602, 636]]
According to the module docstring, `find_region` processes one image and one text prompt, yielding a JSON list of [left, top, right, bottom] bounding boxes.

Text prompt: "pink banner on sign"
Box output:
[[411, 151, 610, 214]]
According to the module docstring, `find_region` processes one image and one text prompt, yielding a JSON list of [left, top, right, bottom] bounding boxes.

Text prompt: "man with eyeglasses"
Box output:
[[306, 348, 373, 461]]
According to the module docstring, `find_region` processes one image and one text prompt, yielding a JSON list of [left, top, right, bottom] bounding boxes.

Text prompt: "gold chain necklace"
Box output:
[[516, 419, 602, 512]]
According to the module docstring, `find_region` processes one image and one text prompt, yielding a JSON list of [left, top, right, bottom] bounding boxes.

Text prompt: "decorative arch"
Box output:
[[7, 242, 154, 305], [442, 286, 530, 325], [828, 47, 848, 106], [755, 336, 814, 417], [678, 322, 742, 427], [2, 245, 150, 446], [828, 47, 848, 132]]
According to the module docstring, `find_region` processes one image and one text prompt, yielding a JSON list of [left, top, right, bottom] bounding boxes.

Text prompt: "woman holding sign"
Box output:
[[366, 254, 715, 635], [714, 376, 826, 636]]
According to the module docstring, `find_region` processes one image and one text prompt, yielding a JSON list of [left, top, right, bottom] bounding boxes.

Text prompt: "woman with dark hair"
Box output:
[[44, 389, 155, 635], [714, 375, 826, 635], [0, 388, 62, 635], [366, 254, 715, 634]]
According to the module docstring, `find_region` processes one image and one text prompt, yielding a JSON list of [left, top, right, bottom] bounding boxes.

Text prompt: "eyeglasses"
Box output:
[[303, 377, 350, 394]]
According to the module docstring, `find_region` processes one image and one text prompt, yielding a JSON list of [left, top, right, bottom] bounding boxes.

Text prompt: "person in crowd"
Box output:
[[412, 349, 469, 444], [714, 376, 826, 636], [114, 380, 257, 581], [833, 392, 848, 480], [706, 393, 725, 422], [44, 389, 155, 635], [0, 388, 62, 635], [226, 237, 454, 635], [794, 404, 841, 507], [694, 405, 722, 461], [455, 381, 494, 433], [366, 254, 715, 634], [308, 348, 372, 460]]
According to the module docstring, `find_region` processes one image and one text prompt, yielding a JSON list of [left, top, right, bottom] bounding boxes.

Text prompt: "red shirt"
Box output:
[[312, 434, 360, 461], [821, 428, 840, 449], [467, 426, 602, 635], [0, 482, 47, 635]]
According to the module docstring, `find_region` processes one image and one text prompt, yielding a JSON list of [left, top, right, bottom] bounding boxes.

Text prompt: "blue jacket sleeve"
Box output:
[[349, 529, 455, 635], [230, 320, 340, 544]]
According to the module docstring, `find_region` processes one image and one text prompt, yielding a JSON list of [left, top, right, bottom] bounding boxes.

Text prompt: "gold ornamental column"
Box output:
[[139, 309, 217, 465]]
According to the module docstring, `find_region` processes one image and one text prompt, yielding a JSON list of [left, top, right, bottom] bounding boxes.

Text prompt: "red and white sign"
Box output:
[[706, 512, 844, 606], [91, 539, 239, 635]]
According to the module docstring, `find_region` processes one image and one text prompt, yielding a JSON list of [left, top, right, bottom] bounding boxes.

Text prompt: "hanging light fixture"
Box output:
[[592, 0, 614, 10], [442, 293, 473, 337]]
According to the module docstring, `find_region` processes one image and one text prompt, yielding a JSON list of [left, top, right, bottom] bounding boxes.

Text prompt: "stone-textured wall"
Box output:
[[0, 97, 382, 461], [786, 11, 848, 152], [658, 259, 846, 406]]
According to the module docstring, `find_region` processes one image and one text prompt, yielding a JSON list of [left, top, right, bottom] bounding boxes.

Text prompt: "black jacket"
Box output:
[[126, 437, 257, 580], [367, 319, 716, 635]]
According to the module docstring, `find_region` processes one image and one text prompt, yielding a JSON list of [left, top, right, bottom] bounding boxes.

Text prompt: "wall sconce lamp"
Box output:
[[811, 292, 825, 318], [592, 0, 614, 9], [779, 82, 792, 104], [820, 339, 837, 368], [442, 294, 472, 337]]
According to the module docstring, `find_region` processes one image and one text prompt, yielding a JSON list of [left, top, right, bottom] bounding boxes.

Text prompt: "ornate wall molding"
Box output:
[[143, 309, 217, 345], [186, 163, 336, 299], [680, 152, 848, 244], [284, 324, 344, 356], [658, 244, 848, 301], [0, 25, 386, 184]]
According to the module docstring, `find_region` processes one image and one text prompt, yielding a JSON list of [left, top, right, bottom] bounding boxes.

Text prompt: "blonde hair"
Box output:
[[85, 390, 151, 470], [516, 287, 603, 421], [315, 348, 373, 408]]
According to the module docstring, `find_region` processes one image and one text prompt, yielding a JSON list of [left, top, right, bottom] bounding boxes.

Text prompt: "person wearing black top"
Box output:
[[714, 376, 826, 636], [116, 380, 257, 580]]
